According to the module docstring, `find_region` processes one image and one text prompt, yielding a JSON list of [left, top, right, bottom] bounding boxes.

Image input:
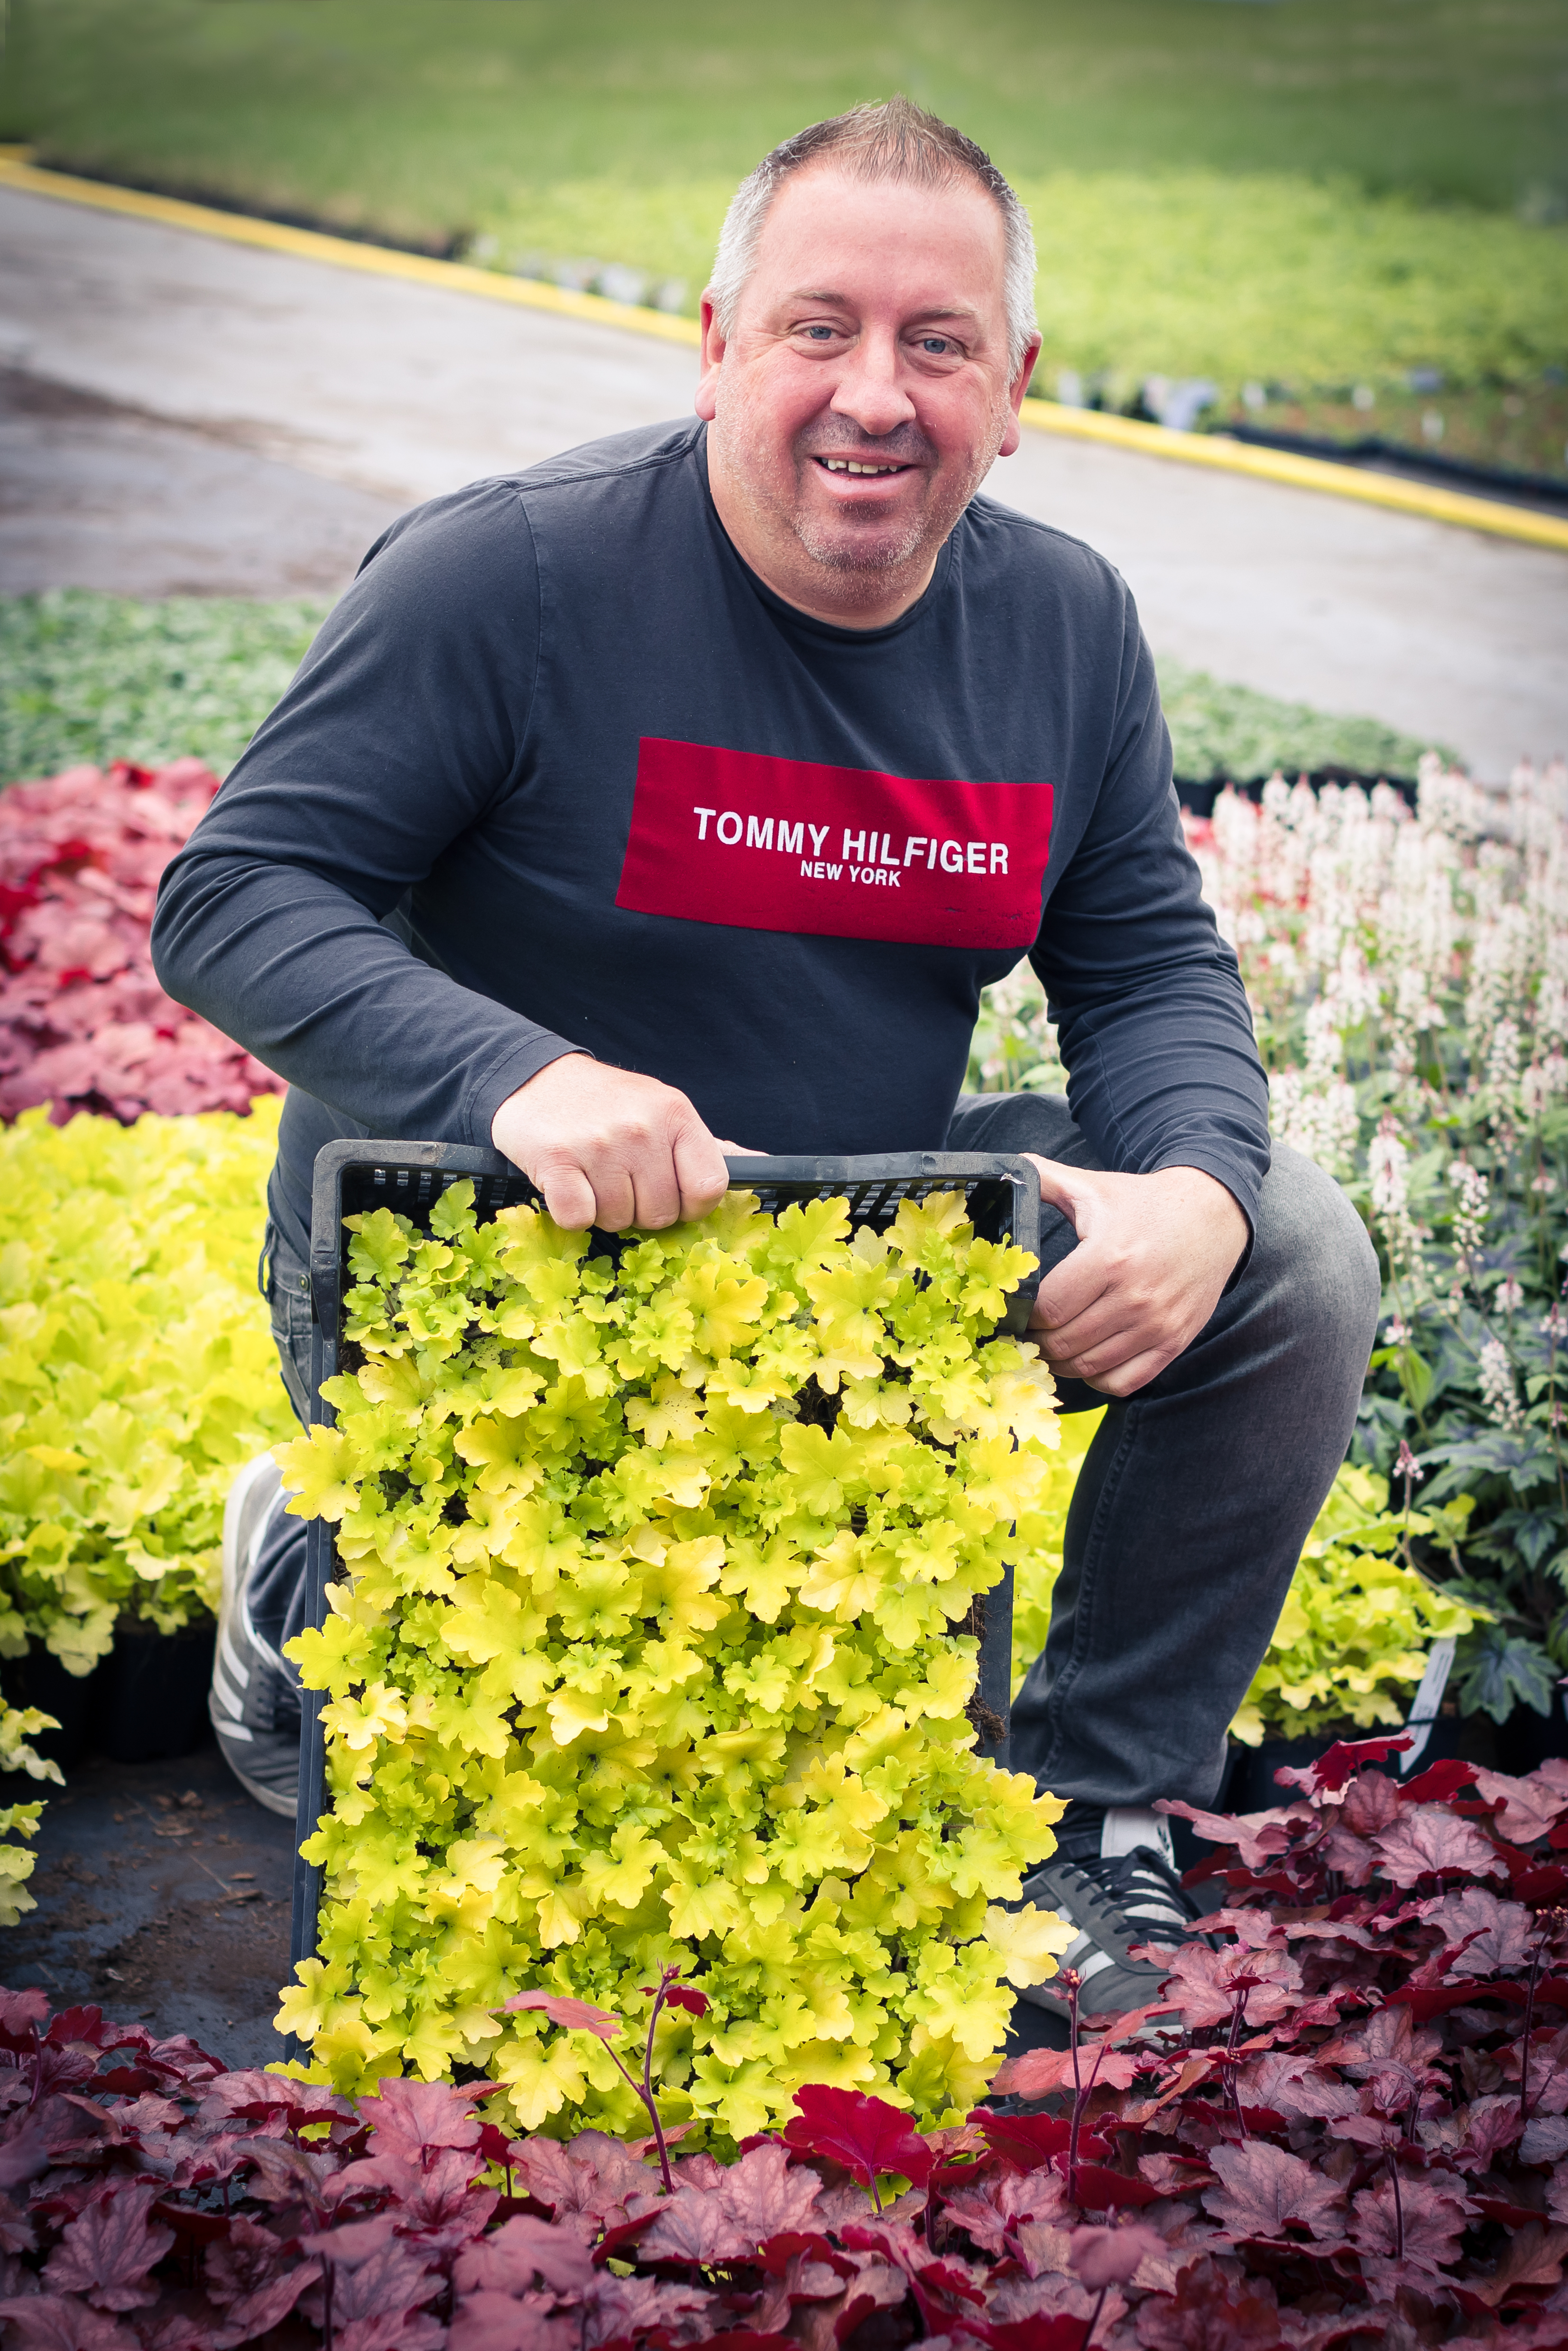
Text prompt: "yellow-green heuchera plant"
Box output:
[[277, 1182, 1067, 2138], [0, 1098, 294, 1671]]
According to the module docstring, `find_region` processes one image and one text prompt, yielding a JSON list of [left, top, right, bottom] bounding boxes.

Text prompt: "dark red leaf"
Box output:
[[1133, 2255, 1284, 2350], [663, 1986, 710, 2017], [1201, 2140, 1345, 2244], [0, 1990, 48, 2051], [1388, 1979, 1528, 2019], [756, 2230, 856, 2279], [1059, 2164, 1161, 2210], [1069, 2222, 1164, 2288], [0, 2297, 142, 2349], [1513, 1864, 1568, 1902], [502, 1990, 622, 2040], [972, 2113, 1108, 2171], [150, 2201, 231, 2250], [1399, 1757, 1480, 1804], [1277, 1736, 1411, 1793], [782, 2086, 934, 2191], [42, 2183, 175, 2310], [452, 2211, 596, 2297], [210, 2259, 322, 2350], [356, 2076, 490, 2158], [959, 2319, 1092, 2351]]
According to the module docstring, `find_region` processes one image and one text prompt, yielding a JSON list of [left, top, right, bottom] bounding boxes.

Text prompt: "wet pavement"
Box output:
[[2, 180, 1566, 771], [1, 1737, 296, 2069]]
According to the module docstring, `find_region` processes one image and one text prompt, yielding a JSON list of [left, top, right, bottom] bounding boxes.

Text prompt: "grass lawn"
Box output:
[[5, 0, 1566, 469], [8, 0, 1565, 222]]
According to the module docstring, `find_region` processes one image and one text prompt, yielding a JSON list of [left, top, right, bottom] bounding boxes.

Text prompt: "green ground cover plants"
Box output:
[[8, 0, 1563, 471], [0, 591, 325, 784], [471, 172, 1568, 457], [0, 594, 1438, 790], [9, 0, 1559, 224]]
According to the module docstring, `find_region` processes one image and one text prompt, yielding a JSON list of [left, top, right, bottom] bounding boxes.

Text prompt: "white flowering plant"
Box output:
[[974, 755, 1568, 1728]]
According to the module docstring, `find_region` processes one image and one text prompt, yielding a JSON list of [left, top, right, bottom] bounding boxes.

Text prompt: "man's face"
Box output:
[[695, 166, 1039, 626]]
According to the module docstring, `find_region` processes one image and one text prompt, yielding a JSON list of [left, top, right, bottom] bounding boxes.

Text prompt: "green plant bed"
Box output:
[[1214, 379, 1568, 493], [12, 0, 1562, 226], [0, 591, 326, 785], [1158, 664, 1443, 792], [10, 0, 1565, 475]]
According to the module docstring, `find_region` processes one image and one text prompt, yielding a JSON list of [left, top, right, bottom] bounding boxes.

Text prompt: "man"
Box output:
[[152, 97, 1378, 2038]]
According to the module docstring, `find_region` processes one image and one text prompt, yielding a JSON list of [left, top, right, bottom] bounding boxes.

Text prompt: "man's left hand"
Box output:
[[1024, 1159, 1249, 1398]]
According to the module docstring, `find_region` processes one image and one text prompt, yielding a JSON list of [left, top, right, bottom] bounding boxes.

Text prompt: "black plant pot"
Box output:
[[0, 1647, 103, 1771], [95, 1619, 216, 1765], [1493, 1692, 1568, 1777]]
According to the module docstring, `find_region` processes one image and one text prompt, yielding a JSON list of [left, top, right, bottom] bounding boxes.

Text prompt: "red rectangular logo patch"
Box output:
[[615, 738, 1053, 950]]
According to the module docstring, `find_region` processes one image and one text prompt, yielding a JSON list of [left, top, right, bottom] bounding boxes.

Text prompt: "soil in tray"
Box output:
[[0, 1741, 297, 2069]]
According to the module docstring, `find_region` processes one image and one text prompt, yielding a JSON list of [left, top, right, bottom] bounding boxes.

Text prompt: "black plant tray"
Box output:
[[290, 1143, 1044, 1975]]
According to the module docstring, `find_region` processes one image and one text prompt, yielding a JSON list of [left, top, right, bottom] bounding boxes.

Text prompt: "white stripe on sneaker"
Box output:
[[212, 1657, 248, 1719], [218, 1626, 250, 1692]]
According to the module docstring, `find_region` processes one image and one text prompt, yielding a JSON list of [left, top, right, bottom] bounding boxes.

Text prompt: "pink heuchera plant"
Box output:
[[0, 760, 281, 1122], [0, 1743, 1567, 2342]]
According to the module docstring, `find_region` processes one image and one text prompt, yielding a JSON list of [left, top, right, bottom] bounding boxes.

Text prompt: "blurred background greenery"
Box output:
[[3, 0, 1566, 476]]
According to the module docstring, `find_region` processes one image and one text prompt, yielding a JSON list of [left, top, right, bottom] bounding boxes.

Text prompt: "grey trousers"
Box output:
[[256, 1095, 1380, 1810]]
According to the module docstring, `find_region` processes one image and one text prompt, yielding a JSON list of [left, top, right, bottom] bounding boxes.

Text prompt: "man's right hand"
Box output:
[[490, 1054, 740, 1232]]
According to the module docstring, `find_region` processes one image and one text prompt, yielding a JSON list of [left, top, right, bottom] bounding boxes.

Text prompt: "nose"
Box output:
[[828, 326, 917, 441]]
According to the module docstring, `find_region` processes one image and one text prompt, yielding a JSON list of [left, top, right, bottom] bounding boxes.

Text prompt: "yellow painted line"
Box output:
[[1018, 396, 1568, 555], [0, 152, 703, 349], [4, 148, 1565, 553]]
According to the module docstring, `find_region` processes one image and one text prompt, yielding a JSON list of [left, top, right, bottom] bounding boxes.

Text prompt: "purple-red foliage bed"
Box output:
[[3, 1742, 1568, 2346], [0, 760, 280, 1123]]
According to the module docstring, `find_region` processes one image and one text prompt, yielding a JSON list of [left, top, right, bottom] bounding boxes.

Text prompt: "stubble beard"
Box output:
[[714, 406, 1002, 607], [784, 424, 1005, 601]]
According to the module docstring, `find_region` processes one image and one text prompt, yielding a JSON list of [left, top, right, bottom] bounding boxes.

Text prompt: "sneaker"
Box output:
[[1015, 1807, 1210, 2025], [211, 1453, 301, 1819]]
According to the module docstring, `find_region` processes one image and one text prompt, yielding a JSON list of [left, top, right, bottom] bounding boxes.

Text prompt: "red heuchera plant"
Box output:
[[3, 1743, 1568, 2345], [0, 760, 281, 1122]]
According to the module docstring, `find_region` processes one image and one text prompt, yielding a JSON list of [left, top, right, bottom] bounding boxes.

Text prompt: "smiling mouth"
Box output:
[[814, 457, 911, 476]]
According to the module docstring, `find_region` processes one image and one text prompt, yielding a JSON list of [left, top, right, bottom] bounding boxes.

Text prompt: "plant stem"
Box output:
[[1388, 2150, 1404, 2262], [604, 1971, 680, 2195], [1521, 1941, 1546, 2121], [1085, 2283, 1109, 2346], [1065, 1971, 1085, 2206]]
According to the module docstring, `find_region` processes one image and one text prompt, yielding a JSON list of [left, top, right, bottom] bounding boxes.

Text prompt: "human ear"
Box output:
[[996, 332, 1043, 459], [694, 293, 726, 422]]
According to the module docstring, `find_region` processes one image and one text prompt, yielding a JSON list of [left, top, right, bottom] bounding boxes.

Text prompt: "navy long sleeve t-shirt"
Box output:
[[150, 420, 1269, 1262]]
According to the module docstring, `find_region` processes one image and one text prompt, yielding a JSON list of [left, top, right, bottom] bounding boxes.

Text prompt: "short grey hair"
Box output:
[[710, 96, 1039, 375]]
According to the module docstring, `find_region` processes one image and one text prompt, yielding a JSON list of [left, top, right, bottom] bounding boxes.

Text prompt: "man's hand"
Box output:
[[1024, 1158, 1248, 1397], [492, 1055, 750, 1231]]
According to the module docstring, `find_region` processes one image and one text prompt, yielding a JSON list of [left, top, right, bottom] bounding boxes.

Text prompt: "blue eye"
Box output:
[[921, 337, 952, 355], [804, 325, 834, 341]]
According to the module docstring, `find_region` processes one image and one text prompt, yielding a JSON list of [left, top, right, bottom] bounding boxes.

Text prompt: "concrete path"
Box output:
[[3, 183, 1565, 776]]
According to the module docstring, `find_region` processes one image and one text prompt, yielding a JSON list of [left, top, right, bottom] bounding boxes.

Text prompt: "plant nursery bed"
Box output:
[[0, 1741, 295, 2071], [0, 1741, 1566, 2344]]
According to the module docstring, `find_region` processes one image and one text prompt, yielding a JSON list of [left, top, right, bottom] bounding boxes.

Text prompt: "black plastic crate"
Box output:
[[290, 1143, 1044, 1975]]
